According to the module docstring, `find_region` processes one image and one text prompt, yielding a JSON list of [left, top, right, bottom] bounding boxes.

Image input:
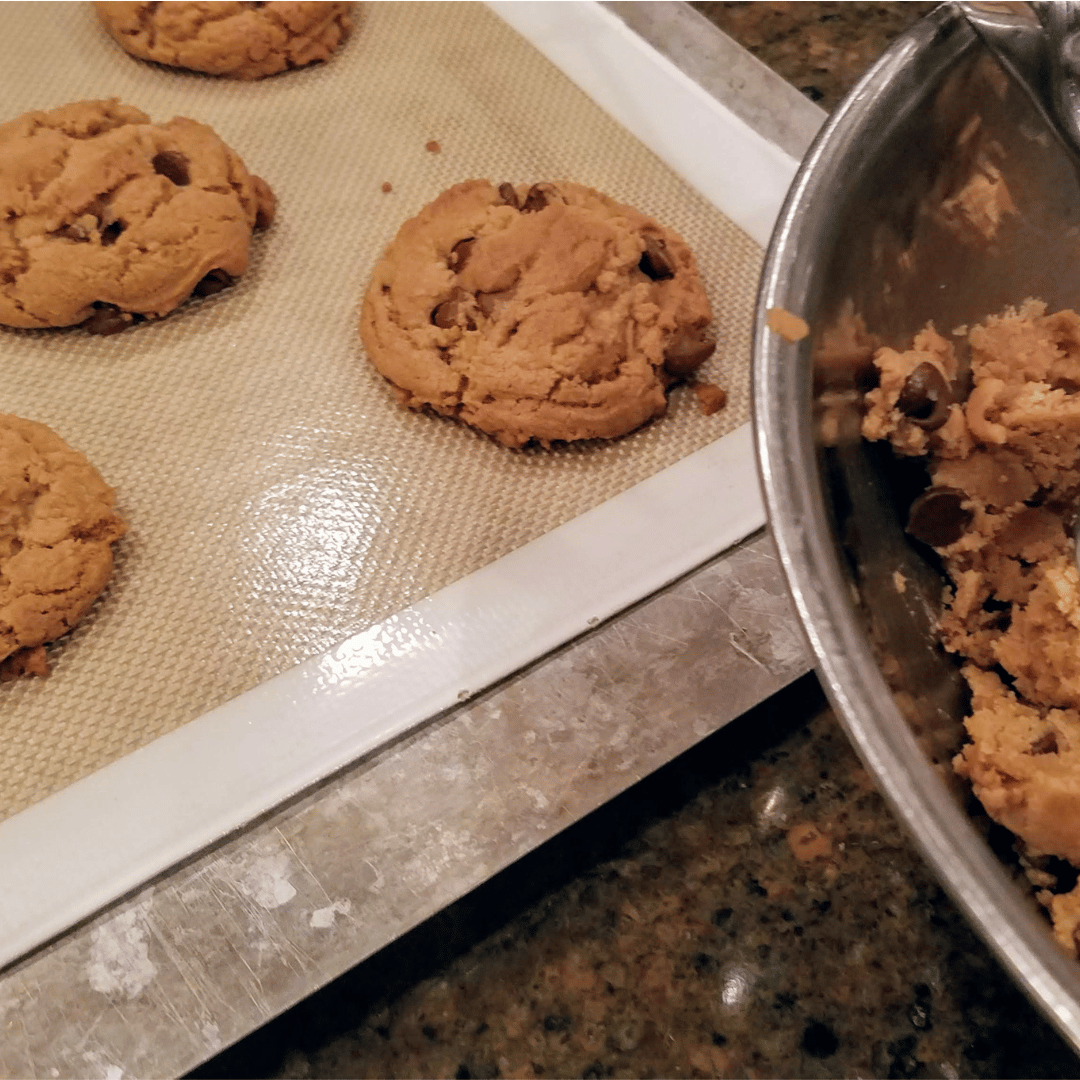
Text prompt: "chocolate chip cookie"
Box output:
[[1, 415, 127, 680], [360, 180, 716, 448], [94, 2, 353, 80], [0, 98, 275, 333]]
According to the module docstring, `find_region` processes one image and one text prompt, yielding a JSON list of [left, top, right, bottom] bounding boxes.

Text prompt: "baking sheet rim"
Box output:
[[0, 0, 797, 970]]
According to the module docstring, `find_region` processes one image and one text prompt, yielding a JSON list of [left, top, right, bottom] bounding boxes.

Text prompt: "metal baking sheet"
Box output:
[[0, 0, 798, 969]]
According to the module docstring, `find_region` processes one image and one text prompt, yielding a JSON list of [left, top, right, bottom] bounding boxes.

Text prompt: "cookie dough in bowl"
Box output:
[[360, 179, 717, 449], [862, 301, 1080, 957], [0, 98, 275, 333], [0, 414, 127, 682], [94, 1, 353, 80]]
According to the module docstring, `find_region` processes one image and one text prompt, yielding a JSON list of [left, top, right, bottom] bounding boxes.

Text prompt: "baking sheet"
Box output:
[[3, 0, 758, 818], [0, 1, 798, 967]]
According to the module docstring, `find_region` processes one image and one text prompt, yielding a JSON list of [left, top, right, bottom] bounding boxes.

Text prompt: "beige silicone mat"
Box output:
[[0, 1, 762, 821]]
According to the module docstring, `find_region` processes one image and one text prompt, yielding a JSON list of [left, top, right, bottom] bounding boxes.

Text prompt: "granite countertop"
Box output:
[[191, 6, 1080, 1079]]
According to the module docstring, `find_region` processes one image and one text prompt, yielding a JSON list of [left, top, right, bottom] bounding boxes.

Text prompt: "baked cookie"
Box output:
[[0, 98, 275, 333], [0, 415, 127, 680], [94, 2, 353, 80], [360, 180, 716, 448]]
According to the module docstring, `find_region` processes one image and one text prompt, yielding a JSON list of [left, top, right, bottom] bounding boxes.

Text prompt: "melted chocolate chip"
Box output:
[[663, 328, 716, 376], [152, 150, 191, 187], [449, 238, 476, 273], [896, 362, 954, 430], [83, 303, 132, 336], [497, 182, 519, 209], [99, 220, 125, 246], [431, 289, 475, 331], [193, 269, 234, 297], [1030, 730, 1059, 755], [906, 487, 973, 547], [639, 237, 675, 281], [521, 184, 551, 213]]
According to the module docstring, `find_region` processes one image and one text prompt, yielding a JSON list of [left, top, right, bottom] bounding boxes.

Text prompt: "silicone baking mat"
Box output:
[[1, 2, 762, 820]]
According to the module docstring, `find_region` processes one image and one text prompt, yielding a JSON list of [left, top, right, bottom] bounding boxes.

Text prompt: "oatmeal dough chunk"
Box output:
[[95, 2, 352, 80], [0, 98, 275, 332], [360, 179, 716, 448], [0, 415, 127, 675]]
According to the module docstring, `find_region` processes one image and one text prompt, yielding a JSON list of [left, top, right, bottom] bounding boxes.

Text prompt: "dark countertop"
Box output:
[[192, 6, 1080, 1078]]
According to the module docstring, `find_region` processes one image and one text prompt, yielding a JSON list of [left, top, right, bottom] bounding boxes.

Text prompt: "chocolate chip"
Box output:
[[521, 184, 551, 213], [83, 303, 132, 336], [639, 237, 675, 280], [431, 289, 475, 330], [1052, 377, 1080, 393], [906, 487, 973, 547], [152, 150, 190, 187], [663, 328, 716, 376], [896, 362, 954, 430], [497, 182, 519, 209], [449, 238, 476, 273], [1030, 730, 1059, 755], [193, 269, 234, 297], [99, 220, 124, 246]]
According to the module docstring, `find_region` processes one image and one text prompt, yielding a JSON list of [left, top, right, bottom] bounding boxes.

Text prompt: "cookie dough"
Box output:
[[94, 2, 352, 80], [862, 300, 1080, 954], [360, 179, 716, 448], [0, 415, 127, 679], [0, 98, 275, 332]]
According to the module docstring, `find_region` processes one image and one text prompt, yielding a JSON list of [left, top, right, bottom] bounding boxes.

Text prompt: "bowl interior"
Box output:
[[755, 1, 1080, 1050]]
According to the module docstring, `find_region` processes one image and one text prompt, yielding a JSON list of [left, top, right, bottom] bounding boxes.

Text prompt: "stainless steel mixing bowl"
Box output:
[[754, 0, 1080, 1050]]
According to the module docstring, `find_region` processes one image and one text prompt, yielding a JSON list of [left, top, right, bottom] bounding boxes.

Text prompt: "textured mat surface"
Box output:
[[0, 1, 761, 818]]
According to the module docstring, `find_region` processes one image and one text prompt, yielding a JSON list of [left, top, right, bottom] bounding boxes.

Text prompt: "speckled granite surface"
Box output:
[[690, 2, 938, 110], [191, 6, 1080, 1079]]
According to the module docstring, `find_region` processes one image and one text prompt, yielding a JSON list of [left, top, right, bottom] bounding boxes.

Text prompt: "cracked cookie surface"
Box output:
[[0, 414, 127, 674], [360, 179, 716, 448], [95, 2, 353, 80], [0, 97, 275, 331]]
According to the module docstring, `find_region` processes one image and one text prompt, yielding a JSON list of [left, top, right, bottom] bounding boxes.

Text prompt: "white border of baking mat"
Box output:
[[0, 1, 799, 970]]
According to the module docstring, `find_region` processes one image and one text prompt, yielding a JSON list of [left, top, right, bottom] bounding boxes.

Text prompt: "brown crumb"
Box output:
[[767, 306, 810, 343], [425, 140, 441, 153], [693, 381, 727, 416], [381, 181, 393, 193], [0, 645, 50, 683], [787, 821, 832, 863]]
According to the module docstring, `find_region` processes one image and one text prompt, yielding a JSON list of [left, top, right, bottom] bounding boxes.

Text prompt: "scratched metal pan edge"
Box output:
[[754, 1, 1080, 1051]]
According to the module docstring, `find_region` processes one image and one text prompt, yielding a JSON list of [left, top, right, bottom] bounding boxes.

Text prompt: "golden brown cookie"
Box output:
[[94, 1, 353, 80], [0, 415, 127, 678], [360, 180, 716, 448], [0, 98, 275, 333]]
